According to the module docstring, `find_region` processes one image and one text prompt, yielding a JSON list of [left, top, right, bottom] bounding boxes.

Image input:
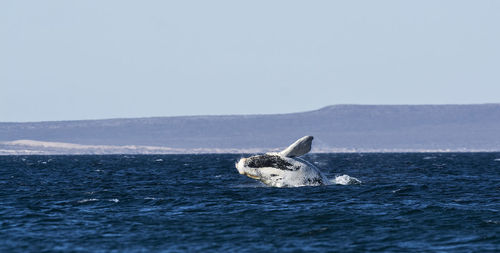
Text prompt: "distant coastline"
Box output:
[[1, 104, 500, 155], [1, 139, 498, 155]]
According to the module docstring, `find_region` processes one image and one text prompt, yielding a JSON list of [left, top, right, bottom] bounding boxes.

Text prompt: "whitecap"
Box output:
[[108, 199, 119, 203], [484, 220, 500, 224], [331, 175, 361, 185], [155, 159, 163, 162], [494, 158, 500, 162], [78, 198, 98, 203]]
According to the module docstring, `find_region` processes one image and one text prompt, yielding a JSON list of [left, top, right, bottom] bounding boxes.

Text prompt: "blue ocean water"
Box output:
[[0, 153, 499, 252]]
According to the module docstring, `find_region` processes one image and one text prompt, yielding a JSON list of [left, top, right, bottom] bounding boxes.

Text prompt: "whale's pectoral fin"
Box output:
[[279, 136, 313, 158]]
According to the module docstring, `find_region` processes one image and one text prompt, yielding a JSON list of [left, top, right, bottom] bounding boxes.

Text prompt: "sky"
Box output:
[[1, 0, 499, 122]]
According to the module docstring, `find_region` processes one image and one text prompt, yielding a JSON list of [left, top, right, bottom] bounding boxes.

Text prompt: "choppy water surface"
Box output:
[[1, 153, 499, 252]]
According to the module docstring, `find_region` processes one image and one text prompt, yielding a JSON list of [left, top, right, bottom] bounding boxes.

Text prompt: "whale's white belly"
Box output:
[[236, 155, 329, 187]]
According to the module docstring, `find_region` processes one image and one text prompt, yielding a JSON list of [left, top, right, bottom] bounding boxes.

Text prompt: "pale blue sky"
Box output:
[[1, 0, 499, 122]]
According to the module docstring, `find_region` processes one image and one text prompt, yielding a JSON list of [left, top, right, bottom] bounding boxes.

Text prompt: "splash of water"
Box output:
[[331, 174, 362, 185]]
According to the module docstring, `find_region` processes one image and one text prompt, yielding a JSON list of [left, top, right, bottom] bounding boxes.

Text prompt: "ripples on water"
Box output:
[[0, 153, 499, 252]]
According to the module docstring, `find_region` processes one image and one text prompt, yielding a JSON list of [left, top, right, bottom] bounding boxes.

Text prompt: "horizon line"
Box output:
[[2, 103, 499, 124]]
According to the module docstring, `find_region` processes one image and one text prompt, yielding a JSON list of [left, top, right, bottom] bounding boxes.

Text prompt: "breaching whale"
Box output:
[[235, 136, 330, 187]]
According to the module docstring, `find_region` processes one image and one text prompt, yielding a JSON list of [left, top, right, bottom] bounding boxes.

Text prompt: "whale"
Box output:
[[235, 136, 330, 187]]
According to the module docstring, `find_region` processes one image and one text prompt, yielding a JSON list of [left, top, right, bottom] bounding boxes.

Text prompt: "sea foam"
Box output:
[[331, 174, 362, 185]]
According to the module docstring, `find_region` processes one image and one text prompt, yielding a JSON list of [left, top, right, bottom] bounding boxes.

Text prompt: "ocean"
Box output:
[[1, 153, 499, 252]]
